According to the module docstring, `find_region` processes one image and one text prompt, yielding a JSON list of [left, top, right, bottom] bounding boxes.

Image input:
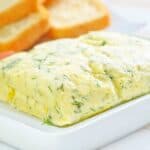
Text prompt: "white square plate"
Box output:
[[0, 95, 149, 150]]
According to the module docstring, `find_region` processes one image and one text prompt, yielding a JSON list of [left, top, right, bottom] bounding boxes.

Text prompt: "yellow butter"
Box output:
[[0, 32, 149, 126]]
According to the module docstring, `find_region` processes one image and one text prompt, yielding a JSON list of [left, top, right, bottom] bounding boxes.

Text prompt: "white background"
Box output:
[[102, 0, 150, 149]]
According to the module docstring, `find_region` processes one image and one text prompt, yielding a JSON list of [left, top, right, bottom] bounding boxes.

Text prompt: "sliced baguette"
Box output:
[[0, 0, 42, 27], [39, 0, 47, 4], [44, 0, 53, 6], [45, 0, 110, 39], [0, 6, 49, 52]]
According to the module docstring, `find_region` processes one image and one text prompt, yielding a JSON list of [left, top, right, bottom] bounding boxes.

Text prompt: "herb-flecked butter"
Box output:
[[0, 32, 149, 126]]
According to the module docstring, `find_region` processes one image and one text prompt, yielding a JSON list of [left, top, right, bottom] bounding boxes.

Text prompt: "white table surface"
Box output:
[[0, 0, 150, 150], [1, 125, 150, 150]]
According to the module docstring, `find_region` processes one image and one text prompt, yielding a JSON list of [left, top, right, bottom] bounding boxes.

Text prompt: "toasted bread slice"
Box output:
[[45, 0, 110, 39], [39, 0, 47, 4], [0, 0, 43, 27], [44, 0, 53, 6], [0, 51, 15, 59], [0, 6, 49, 52]]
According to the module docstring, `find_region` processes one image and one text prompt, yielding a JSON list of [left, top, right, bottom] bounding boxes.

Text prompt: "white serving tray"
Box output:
[[0, 95, 149, 150]]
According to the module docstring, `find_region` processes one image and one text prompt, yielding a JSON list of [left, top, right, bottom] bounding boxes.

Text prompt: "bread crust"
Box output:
[[0, 7, 50, 52], [39, 0, 47, 4], [0, 0, 40, 27], [46, 0, 110, 39]]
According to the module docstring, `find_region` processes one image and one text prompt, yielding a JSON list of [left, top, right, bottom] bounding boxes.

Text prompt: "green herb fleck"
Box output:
[[84, 35, 107, 46], [96, 81, 101, 87], [48, 85, 52, 92], [74, 109, 81, 113], [120, 82, 125, 89], [80, 65, 89, 72], [43, 116, 53, 125], [2, 59, 21, 70], [90, 108, 96, 112], [55, 104, 61, 114], [128, 79, 133, 84], [57, 83, 64, 91], [34, 58, 43, 62], [32, 77, 37, 80], [108, 74, 114, 80], [104, 70, 114, 80], [104, 69, 108, 74], [48, 52, 55, 55], [101, 40, 107, 46], [72, 100, 84, 109], [126, 69, 133, 73], [73, 100, 83, 113], [72, 96, 75, 100], [55, 106, 60, 114], [81, 96, 88, 101], [38, 90, 43, 97], [63, 74, 70, 80], [65, 62, 70, 65], [125, 68, 134, 77], [48, 61, 55, 66]]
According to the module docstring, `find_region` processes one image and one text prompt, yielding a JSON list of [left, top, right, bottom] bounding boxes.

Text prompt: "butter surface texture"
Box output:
[[0, 32, 150, 126]]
